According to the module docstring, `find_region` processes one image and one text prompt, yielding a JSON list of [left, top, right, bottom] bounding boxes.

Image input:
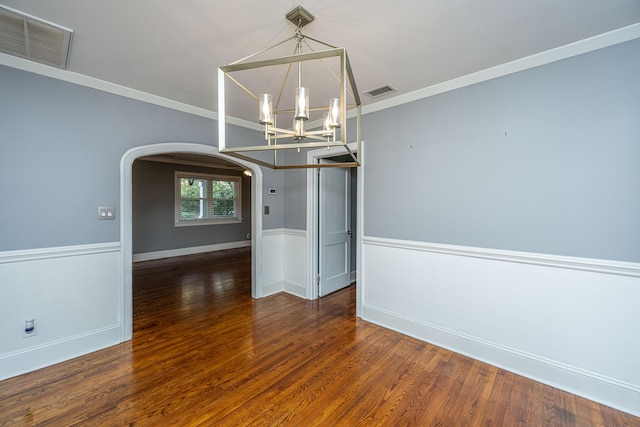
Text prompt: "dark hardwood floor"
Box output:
[[1, 247, 638, 426]]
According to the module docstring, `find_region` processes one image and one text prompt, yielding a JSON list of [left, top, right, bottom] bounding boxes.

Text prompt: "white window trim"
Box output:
[[175, 171, 242, 226]]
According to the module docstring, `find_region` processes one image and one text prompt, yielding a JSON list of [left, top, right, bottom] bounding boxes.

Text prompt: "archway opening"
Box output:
[[120, 143, 263, 341]]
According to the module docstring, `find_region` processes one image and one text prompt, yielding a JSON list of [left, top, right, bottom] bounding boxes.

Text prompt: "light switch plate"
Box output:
[[97, 206, 116, 220]]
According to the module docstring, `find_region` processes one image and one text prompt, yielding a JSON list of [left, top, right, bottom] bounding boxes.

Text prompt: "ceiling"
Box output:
[[2, 0, 640, 125]]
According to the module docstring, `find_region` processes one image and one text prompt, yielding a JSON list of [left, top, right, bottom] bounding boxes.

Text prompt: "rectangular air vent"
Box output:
[[364, 84, 397, 98], [0, 6, 73, 69]]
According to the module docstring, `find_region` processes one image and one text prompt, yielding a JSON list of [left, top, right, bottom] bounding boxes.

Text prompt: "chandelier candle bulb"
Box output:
[[294, 118, 304, 140], [328, 98, 340, 127], [322, 112, 333, 138], [295, 87, 309, 120], [259, 94, 273, 125]]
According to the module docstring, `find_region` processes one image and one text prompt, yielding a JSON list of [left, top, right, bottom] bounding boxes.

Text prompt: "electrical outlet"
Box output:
[[23, 319, 36, 338]]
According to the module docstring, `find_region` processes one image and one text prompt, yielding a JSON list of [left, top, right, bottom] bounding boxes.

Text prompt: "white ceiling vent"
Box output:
[[0, 6, 73, 69], [364, 84, 397, 98]]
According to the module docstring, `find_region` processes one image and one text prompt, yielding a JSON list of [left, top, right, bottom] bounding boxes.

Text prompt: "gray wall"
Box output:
[[132, 160, 251, 254], [2, 37, 638, 262], [283, 168, 307, 230], [362, 39, 640, 262], [0, 65, 282, 252], [280, 120, 359, 231]]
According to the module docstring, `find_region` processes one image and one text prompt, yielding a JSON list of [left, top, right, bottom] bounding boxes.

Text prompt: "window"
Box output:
[[175, 172, 242, 226]]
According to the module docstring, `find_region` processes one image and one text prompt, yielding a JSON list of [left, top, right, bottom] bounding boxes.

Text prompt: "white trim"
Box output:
[[0, 325, 122, 381], [262, 228, 284, 237], [306, 142, 360, 300], [0, 242, 120, 264], [283, 281, 307, 299], [363, 236, 640, 277], [363, 305, 640, 393], [360, 23, 640, 117], [261, 282, 283, 297], [282, 228, 307, 238], [3, 24, 637, 131], [0, 52, 260, 130], [174, 219, 242, 227], [355, 141, 365, 317], [120, 143, 264, 342], [0, 52, 214, 119], [132, 241, 251, 263], [140, 155, 244, 171], [262, 228, 307, 238]]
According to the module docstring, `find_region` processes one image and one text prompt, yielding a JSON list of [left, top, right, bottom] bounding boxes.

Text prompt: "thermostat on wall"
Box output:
[[268, 188, 276, 195]]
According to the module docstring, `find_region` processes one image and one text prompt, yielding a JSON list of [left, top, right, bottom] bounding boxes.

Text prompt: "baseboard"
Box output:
[[362, 304, 640, 417], [0, 324, 122, 381], [133, 241, 251, 262], [283, 281, 307, 299], [261, 281, 283, 297]]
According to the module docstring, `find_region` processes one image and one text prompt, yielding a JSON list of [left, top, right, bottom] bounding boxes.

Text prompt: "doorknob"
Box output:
[[347, 230, 352, 236]]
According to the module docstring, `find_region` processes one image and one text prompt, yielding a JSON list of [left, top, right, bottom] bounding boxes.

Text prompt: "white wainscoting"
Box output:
[[261, 229, 308, 299], [0, 243, 123, 381], [133, 240, 251, 262], [261, 230, 284, 297], [282, 229, 308, 299], [361, 236, 640, 417]]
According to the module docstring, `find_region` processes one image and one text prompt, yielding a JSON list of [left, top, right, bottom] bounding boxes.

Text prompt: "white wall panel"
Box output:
[[261, 229, 308, 298], [261, 230, 284, 297], [283, 229, 308, 299], [0, 243, 122, 380]]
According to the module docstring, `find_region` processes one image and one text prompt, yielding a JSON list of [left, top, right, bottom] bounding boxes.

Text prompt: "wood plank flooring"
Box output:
[[1, 247, 638, 426]]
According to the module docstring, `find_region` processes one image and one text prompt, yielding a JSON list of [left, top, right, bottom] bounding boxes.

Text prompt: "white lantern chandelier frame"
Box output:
[[217, 6, 361, 169]]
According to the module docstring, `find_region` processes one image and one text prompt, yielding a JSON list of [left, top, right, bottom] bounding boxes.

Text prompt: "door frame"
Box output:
[[306, 142, 363, 315], [318, 158, 351, 297], [120, 142, 263, 341]]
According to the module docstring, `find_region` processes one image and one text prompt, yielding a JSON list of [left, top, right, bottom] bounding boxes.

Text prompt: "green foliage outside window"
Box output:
[[180, 178, 205, 219], [176, 174, 241, 224]]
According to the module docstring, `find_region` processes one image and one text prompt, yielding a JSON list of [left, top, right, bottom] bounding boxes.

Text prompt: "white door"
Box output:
[[318, 161, 351, 297]]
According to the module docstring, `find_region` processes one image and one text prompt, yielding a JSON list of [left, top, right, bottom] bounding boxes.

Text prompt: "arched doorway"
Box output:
[[120, 142, 263, 341]]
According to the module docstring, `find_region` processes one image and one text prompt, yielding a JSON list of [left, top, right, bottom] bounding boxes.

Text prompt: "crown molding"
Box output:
[[2, 23, 639, 129], [361, 23, 640, 117]]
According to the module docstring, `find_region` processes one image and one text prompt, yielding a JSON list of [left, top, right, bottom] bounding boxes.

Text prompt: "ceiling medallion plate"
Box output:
[[286, 6, 314, 27]]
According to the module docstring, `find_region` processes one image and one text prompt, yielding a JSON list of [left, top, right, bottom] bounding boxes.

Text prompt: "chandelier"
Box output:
[[217, 6, 361, 169]]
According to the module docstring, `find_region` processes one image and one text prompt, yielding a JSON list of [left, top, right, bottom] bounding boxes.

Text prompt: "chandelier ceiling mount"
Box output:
[[286, 6, 314, 28]]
